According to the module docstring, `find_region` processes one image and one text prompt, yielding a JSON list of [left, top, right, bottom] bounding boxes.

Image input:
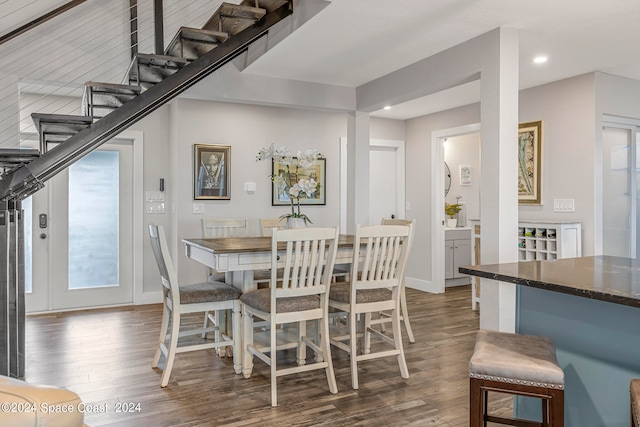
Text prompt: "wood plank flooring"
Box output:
[[24, 285, 512, 426]]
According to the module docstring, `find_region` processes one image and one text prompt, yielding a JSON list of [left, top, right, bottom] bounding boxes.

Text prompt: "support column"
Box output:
[[479, 28, 519, 332], [346, 111, 370, 233], [154, 0, 164, 55]]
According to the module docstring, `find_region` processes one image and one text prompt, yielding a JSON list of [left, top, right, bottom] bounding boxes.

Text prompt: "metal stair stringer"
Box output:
[[0, 2, 292, 201]]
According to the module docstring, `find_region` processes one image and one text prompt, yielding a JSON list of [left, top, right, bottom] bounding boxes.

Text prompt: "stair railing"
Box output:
[[0, 0, 214, 152]]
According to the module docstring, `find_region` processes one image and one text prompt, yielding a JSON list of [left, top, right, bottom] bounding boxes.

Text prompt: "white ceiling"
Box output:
[[4, 0, 640, 120], [242, 0, 640, 119]]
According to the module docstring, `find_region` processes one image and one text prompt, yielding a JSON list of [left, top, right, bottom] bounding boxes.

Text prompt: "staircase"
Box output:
[[0, 0, 294, 379], [0, 0, 292, 201]]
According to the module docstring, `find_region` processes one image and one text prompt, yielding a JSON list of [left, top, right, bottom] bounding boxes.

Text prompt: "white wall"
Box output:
[[171, 99, 349, 285], [404, 104, 481, 283], [518, 73, 596, 255]]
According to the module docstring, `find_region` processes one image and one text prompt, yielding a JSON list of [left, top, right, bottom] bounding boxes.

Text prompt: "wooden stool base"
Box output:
[[470, 377, 564, 427]]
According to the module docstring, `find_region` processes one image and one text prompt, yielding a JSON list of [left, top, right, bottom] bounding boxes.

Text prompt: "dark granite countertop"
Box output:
[[459, 255, 640, 308]]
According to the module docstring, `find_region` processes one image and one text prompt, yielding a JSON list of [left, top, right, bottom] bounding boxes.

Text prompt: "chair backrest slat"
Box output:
[[260, 218, 287, 237], [272, 227, 339, 301], [202, 218, 249, 238], [352, 224, 413, 292]]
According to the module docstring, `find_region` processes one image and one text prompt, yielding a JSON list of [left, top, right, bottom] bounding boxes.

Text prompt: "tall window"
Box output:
[[68, 151, 120, 289]]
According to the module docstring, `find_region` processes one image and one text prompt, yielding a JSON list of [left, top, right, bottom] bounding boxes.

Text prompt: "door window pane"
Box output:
[[68, 151, 119, 289]]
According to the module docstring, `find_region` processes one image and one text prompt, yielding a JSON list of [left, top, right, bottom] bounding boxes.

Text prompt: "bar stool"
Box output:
[[469, 330, 565, 427], [631, 379, 640, 427]]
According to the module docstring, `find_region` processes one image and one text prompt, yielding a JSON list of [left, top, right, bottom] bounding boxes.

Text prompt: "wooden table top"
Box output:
[[182, 234, 355, 254]]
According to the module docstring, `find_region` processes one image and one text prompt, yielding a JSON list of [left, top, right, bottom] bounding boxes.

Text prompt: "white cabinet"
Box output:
[[517, 221, 582, 261], [470, 220, 581, 310], [445, 228, 471, 286]]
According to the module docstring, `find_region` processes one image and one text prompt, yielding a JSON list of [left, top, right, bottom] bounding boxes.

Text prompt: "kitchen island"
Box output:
[[460, 256, 640, 427]]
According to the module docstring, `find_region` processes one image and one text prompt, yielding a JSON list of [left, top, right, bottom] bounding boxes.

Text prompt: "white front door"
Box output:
[[24, 141, 134, 312]]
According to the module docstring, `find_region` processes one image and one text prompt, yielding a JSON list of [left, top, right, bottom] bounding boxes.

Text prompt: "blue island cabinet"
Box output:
[[460, 256, 640, 427]]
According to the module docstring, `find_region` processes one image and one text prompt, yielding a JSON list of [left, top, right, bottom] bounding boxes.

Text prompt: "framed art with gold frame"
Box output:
[[518, 121, 543, 205]]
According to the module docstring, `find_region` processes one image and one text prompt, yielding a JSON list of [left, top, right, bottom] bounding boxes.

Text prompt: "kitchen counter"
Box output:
[[459, 255, 640, 308], [460, 255, 640, 426]]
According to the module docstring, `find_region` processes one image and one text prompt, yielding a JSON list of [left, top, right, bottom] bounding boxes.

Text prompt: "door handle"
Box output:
[[40, 233, 47, 239]]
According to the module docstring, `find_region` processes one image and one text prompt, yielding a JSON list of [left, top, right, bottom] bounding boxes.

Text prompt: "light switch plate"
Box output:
[[145, 202, 165, 214], [146, 190, 165, 202], [553, 199, 575, 212], [192, 202, 205, 214]]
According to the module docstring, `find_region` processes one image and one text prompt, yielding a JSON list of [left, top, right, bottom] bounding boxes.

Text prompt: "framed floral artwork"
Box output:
[[518, 121, 543, 205], [271, 158, 326, 206], [194, 144, 230, 200]]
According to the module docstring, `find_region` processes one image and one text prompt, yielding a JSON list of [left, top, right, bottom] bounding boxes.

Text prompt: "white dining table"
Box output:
[[182, 234, 356, 292]]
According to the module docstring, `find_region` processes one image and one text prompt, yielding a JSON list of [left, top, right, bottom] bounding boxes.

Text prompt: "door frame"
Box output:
[[25, 130, 143, 312], [339, 137, 405, 231], [431, 123, 480, 294]]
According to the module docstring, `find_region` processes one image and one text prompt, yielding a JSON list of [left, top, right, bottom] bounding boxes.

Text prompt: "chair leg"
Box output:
[[152, 302, 170, 368], [242, 305, 254, 379], [469, 378, 483, 427], [160, 312, 180, 387], [231, 301, 241, 374], [201, 310, 210, 338], [297, 320, 307, 366], [549, 388, 565, 427], [392, 308, 409, 379], [349, 310, 359, 390], [320, 312, 338, 394], [400, 288, 415, 343], [270, 317, 278, 407], [363, 312, 372, 355]]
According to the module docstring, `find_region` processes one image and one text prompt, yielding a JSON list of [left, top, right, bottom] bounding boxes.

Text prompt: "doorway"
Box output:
[[24, 138, 140, 312], [431, 123, 481, 293], [339, 138, 405, 231]]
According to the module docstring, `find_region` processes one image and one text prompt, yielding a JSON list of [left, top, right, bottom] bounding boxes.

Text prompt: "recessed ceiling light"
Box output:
[[533, 56, 548, 64], [383, 106, 391, 110]]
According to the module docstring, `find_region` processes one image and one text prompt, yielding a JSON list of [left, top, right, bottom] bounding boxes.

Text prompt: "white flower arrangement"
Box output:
[[256, 144, 324, 223]]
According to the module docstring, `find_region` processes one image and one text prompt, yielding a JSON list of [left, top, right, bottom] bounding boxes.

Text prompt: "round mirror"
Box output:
[[444, 162, 452, 196]]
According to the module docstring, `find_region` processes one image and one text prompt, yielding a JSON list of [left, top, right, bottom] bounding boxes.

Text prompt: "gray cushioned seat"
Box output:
[[632, 378, 640, 425], [240, 288, 320, 313], [469, 330, 564, 389], [329, 283, 391, 304], [180, 281, 240, 304]]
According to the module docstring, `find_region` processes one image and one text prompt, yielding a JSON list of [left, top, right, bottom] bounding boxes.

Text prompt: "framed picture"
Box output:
[[518, 121, 543, 205], [194, 144, 230, 200], [272, 158, 326, 206], [459, 164, 471, 186]]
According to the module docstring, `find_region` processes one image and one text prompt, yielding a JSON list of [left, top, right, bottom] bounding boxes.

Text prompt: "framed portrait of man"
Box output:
[[194, 144, 231, 200]]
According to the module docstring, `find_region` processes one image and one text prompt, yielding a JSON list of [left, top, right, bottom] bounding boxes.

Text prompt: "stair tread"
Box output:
[[239, 0, 288, 13], [165, 27, 229, 60], [84, 81, 142, 94], [82, 82, 142, 119], [126, 53, 189, 89], [202, 2, 266, 35], [0, 149, 40, 170], [31, 114, 92, 141]]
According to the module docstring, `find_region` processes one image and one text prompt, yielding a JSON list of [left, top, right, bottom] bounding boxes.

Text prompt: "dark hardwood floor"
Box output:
[[24, 285, 511, 426]]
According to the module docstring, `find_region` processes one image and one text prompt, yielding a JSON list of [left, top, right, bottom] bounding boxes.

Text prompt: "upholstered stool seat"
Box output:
[[631, 379, 640, 427], [469, 330, 565, 427], [0, 375, 86, 426]]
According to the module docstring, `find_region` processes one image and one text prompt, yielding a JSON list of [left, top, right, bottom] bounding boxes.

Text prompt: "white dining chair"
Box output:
[[240, 226, 340, 406], [328, 223, 414, 389], [200, 218, 249, 340], [371, 217, 416, 343], [149, 224, 241, 387]]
